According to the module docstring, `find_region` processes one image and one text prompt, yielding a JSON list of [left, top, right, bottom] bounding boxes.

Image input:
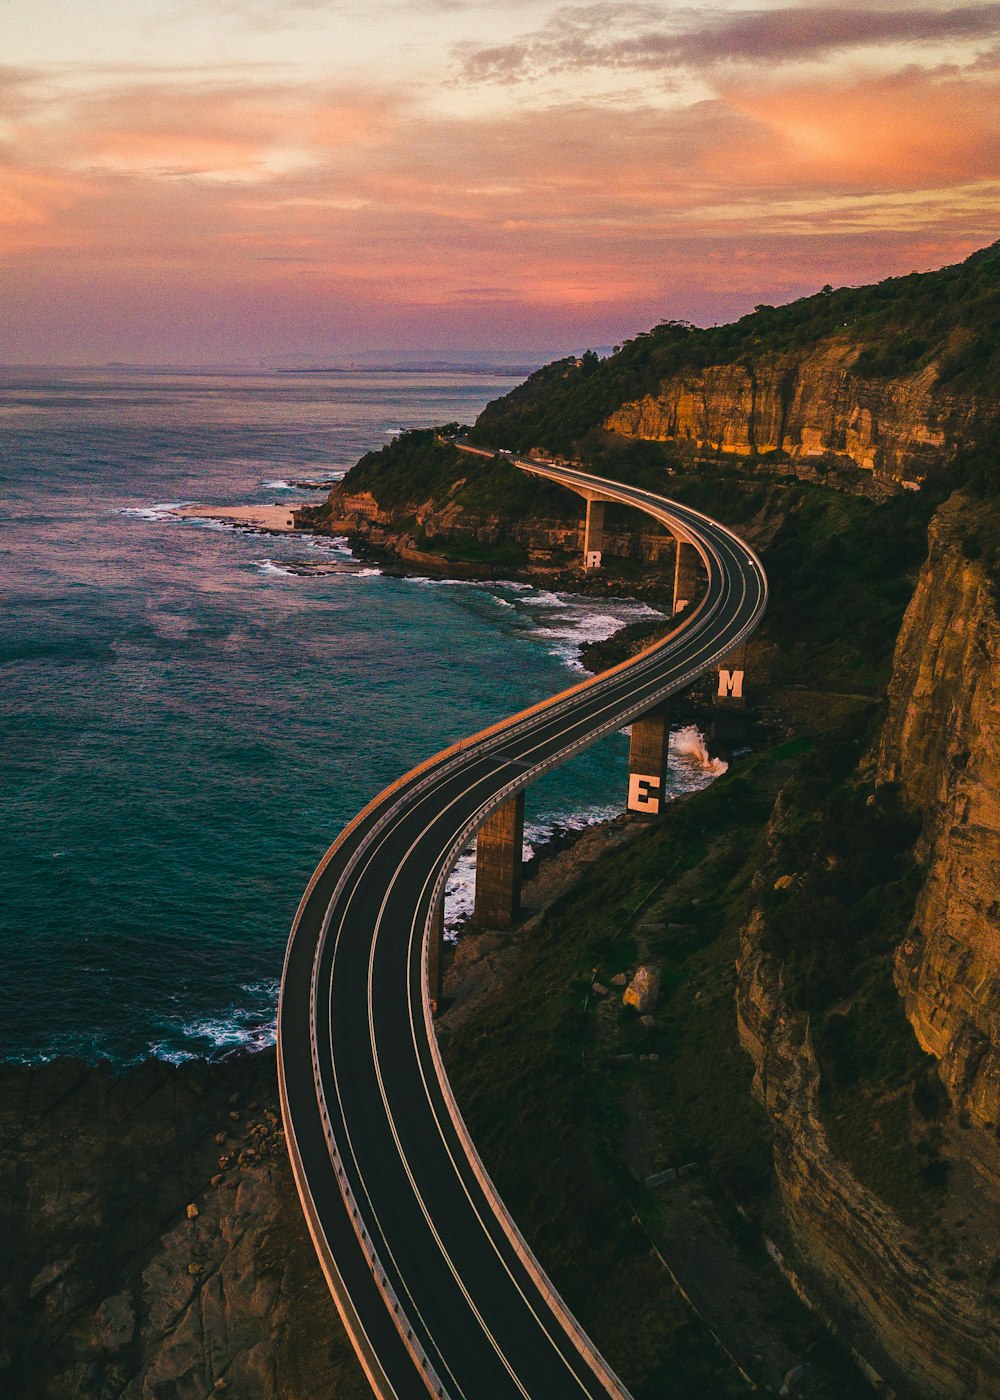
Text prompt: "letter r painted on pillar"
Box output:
[[718, 668, 744, 699], [628, 773, 662, 815], [585, 549, 602, 570]]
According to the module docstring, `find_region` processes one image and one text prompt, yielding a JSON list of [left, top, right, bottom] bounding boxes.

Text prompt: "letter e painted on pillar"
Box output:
[[718, 669, 744, 699], [628, 773, 662, 815], [585, 549, 602, 570]]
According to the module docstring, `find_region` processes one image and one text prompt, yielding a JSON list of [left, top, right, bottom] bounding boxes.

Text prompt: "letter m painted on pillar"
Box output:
[[628, 773, 662, 815], [718, 669, 744, 699]]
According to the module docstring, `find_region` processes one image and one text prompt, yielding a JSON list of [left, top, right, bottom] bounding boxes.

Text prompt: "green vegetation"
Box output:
[[446, 744, 868, 1397], [470, 241, 1000, 457], [339, 427, 579, 521]]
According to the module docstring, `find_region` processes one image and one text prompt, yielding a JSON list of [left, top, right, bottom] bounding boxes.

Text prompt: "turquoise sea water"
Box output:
[[0, 368, 714, 1065]]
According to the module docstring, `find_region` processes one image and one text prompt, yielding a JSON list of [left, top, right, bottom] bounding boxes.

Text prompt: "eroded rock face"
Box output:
[[737, 913, 1000, 1399], [0, 1053, 367, 1400], [877, 497, 1000, 1144], [605, 343, 982, 491], [735, 496, 1000, 1397], [623, 965, 661, 1015], [307, 486, 677, 579]]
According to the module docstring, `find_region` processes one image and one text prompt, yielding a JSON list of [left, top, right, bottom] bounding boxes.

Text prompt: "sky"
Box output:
[[2, 0, 999, 364]]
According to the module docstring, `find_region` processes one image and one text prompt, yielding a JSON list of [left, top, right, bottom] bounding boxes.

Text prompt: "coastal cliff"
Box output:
[[604, 344, 969, 491], [877, 500, 1000, 1148], [471, 241, 1000, 499], [736, 496, 1000, 1397]]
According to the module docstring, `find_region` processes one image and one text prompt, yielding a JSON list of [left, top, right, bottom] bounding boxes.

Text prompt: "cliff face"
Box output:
[[877, 499, 1000, 1146], [311, 485, 677, 576], [605, 341, 978, 492], [736, 497, 1000, 1397], [738, 909, 1000, 1399]]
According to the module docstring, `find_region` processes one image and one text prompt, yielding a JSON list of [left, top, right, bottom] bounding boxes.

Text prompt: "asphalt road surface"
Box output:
[[278, 451, 768, 1399]]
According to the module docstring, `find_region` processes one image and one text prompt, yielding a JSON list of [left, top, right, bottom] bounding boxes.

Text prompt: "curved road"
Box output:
[[277, 453, 768, 1399]]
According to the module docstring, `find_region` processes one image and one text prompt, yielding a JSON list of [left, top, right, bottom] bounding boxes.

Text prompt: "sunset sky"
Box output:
[[3, 0, 999, 363]]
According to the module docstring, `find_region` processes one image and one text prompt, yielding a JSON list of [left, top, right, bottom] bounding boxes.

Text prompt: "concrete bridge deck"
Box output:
[[277, 449, 768, 1398]]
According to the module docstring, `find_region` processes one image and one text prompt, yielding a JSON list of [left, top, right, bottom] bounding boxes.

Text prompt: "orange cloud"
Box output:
[[1, 56, 997, 360]]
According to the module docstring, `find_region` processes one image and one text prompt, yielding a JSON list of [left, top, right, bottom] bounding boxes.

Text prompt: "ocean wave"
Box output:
[[305, 534, 353, 554], [119, 501, 192, 522], [440, 801, 623, 936], [253, 559, 296, 577], [148, 982, 279, 1064], [261, 478, 293, 490], [669, 724, 728, 792], [526, 596, 663, 671]]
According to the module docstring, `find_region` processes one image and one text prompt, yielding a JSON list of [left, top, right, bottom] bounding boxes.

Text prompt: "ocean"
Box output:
[[0, 367, 721, 1065]]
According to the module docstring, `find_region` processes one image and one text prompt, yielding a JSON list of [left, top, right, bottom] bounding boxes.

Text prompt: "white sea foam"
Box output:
[[439, 802, 622, 936], [119, 501, 192, 522], [149, 979, 280, 1063], [253, 559, 295, 577], [438, 727, 724, 934], [523, 594, 663, 671], [669, 724, 729, 792], [261, 478, 293, 490]]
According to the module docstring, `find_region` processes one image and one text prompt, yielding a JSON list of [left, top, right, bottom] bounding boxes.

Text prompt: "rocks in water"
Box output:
[[640, 1014, 656, 1029], [610, 972, 628, 987], [186, 1203, 200, 1219], [95, 1293, 135, 1352], [591, 981, 609, 997], [623, 964, 661, 1014]]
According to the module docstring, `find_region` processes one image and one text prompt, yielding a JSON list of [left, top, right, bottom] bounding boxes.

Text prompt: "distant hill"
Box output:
[[471, 242, 1000, 492]]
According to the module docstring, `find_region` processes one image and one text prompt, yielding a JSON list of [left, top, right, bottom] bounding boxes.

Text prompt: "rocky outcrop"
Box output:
[[735, 496, 1000, 1396], [605, 342, 980, 492], [623, 964, 661, 1015], [0, 1053, 366, 1400], [877, 498, 1000, 1150], [311, 485, 676, 577], [738, 913, 1000, 1398]]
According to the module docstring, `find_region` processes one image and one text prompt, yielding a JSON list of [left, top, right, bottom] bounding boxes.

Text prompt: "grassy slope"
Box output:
[[444, 745, 870, 1397]]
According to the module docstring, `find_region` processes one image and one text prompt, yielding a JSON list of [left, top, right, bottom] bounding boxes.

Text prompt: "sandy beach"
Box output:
[[170, 503, 300, 532]]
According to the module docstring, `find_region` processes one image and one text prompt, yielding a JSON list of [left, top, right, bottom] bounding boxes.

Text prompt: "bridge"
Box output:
[[277, 449, 768, 1398]]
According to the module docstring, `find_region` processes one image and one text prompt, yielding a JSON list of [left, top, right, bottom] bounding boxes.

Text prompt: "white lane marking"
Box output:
[[320, 544, 753, 1394], [299, 466, 766, 1393]]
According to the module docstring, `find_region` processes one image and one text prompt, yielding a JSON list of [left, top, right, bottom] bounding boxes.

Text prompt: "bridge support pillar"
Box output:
[[427, 901, 445, 1012], [715, 641, 747, 707], [627, 703, 671, 816], [474, 792, 525, 927], [673, 539, 700, 613], [583, 498, 605, 570]]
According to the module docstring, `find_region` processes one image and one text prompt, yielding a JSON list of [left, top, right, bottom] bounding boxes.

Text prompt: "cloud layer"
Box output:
[[2, 2, 999, 361], [460, 3, 1000, 82]]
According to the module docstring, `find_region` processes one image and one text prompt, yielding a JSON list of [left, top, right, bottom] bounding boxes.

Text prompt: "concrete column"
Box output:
[[427, 900, 445, 1013], [627, 703, 671, 816], [715, 641, 747, 707], [673, 539, 700, 613], [474, 792, 525, 927], [583, 498, 605, 570]]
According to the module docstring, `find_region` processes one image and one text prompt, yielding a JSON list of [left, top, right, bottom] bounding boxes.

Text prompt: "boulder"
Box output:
[[95, 1293, 135, 1351], [623, 964, 661, 1014]]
